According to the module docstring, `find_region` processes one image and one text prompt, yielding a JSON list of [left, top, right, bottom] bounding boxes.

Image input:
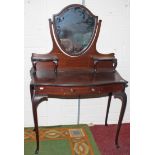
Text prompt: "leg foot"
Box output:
[[35, 149, 39, 154], [115, 140, 120, 148]]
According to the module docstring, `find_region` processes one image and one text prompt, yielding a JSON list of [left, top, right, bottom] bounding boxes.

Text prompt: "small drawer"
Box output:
[[35, 84, 124, 97]]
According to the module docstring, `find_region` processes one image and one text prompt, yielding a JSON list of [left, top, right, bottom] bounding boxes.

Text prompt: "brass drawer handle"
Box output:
[[91, 88, 95, 92], [39, 87, 44, 90], [70, 88, 75, 93]]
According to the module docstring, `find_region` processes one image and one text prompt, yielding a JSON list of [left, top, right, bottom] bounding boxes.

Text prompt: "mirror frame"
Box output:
[[53, 4, 98, 57]]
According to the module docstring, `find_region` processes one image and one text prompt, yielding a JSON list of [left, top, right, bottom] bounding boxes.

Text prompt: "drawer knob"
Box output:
[[70, 88, 75, 93], [91, 88, 95, 92], [39, 87, 44, 90]]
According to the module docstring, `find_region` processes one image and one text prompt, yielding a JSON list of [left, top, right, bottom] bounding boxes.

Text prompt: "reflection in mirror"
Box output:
[[54, 5, 97, 56]]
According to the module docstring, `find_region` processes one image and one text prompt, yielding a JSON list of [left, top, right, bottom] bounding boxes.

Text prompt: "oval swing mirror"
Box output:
[[53, 4, 97, 56]]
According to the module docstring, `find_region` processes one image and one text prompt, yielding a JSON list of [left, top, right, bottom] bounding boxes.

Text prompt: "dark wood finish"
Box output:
[[105, 93, 112, 126], [114, 92, 127, 148], [31, 92, 48, 154], [92, 55, 117, 72], [35, 84, 124, 97], [31, 54, 58, 73], [30, 4, 128, 154]]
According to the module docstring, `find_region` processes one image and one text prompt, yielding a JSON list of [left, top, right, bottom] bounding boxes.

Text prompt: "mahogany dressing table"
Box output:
[[30, 4, 128, 154]]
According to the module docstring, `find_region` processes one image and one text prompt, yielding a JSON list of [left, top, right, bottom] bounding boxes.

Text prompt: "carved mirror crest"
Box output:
[[53, 4, 97, 56]]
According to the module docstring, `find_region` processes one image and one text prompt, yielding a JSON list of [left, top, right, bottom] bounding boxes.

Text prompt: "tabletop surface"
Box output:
[[31, 69, 127, 87]]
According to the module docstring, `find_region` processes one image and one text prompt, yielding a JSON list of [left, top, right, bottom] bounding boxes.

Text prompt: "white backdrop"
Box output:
[[24, 0, 130, 127]]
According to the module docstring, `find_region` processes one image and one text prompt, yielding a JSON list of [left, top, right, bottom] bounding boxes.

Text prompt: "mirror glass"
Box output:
[[54, 5, 97, 56]]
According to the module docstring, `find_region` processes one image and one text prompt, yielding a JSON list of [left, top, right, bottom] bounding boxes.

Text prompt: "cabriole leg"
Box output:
[[114, 91, 127, 148], [31, 92, 48, 154], [30, 85, 36, 132], [105, 93, 112, 126], [32, 100, 39, 154]]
